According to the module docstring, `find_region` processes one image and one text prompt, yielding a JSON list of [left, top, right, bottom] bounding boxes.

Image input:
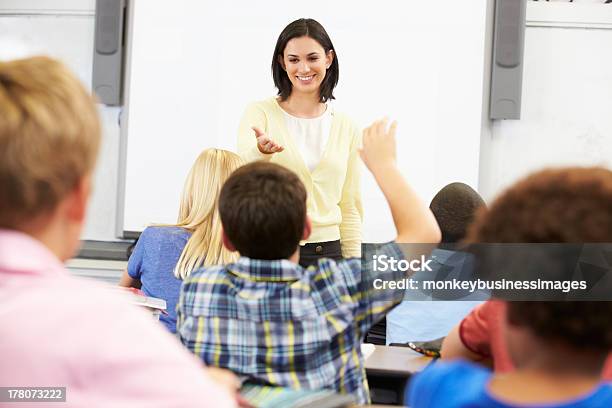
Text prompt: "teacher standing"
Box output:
[[237, 18, 362, 267]]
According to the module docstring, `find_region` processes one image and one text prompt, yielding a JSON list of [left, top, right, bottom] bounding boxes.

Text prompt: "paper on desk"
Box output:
[[361, 343, 376, 360]]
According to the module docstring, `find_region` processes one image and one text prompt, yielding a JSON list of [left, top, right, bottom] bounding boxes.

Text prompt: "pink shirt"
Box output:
[[0, 230, 235, 408]]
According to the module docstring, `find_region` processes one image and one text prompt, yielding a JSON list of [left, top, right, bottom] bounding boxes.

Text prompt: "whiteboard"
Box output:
[[120, 0, 490, 242], [0, 8, 126, 242]]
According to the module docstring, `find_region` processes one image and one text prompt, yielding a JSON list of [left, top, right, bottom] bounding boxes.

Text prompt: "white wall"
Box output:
[[2, 1, 612, 241], [479, 2, 612, 200]]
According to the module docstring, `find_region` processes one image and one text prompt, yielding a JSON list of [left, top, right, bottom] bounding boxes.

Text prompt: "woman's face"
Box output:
[[280, 36, 333, 97]]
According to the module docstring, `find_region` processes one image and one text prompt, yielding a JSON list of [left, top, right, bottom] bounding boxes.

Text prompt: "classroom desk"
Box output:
[[365, 345, 432, 376], [351, 406, 405, 408], [365, 345, 433, 405], [67, 258, 125, 284]]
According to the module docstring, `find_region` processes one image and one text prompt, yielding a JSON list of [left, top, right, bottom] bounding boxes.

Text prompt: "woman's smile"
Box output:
[[297, 74, 315, 84]]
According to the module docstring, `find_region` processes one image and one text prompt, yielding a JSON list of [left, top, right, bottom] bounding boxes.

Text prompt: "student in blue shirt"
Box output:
[[408, 168, 612, 407], [408, 300, 612, 408], [119, 149, 243, 333], [386, 183, 486, 344]]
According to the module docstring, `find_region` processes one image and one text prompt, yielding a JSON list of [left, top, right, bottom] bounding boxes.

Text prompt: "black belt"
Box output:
[[301, 240, 341, 255]]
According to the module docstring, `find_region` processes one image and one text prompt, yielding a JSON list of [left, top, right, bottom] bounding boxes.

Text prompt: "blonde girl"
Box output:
[[119, 149, 243, 332]]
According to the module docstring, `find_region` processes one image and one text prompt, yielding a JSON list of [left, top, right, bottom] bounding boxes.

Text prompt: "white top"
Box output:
[[281, 105, 333, 172]]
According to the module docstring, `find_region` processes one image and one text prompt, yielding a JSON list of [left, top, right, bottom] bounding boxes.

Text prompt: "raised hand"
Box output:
[[359, 118, 398, 173], [252, 126, 284, 154]]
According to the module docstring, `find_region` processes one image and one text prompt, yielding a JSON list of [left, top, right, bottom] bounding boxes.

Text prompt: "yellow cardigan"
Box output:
[[237, 97, 363, 257]]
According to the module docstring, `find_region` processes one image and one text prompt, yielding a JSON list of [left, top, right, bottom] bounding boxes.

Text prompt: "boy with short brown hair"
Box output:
[[178, 119, 441, 403]]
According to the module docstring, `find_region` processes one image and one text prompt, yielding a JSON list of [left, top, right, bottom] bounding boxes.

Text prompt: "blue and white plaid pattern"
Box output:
[[177, 242, 405, 404]]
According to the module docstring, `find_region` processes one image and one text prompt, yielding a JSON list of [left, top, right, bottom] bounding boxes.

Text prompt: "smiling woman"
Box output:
[[237, 18, 363, 267]]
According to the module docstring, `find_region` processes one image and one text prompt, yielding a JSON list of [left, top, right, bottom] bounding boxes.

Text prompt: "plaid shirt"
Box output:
[[177, 242, 405, 404]]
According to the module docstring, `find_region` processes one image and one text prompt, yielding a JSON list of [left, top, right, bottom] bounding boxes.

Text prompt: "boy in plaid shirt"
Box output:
[[177, 119, 441, 403]]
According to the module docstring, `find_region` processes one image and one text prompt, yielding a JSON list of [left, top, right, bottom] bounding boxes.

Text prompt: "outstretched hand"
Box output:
[[253, 126, 284, 154], [359, 118, 398, 173]]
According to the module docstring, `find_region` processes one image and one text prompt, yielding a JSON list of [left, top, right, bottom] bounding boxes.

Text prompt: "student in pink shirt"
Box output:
[[0, 56, 236, 407]]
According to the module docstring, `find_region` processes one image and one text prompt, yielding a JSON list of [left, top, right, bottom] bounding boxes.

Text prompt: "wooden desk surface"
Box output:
[[365, 345, 432, 377]]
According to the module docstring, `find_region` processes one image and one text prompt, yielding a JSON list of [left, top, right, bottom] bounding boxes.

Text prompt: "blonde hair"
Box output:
[[0, 56, 100, 228], [172, 148, 243, 279]]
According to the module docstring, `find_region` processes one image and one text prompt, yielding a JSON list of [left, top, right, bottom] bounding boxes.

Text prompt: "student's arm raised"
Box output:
[[347, 119, 440, 336], [359, 119, 441, 244]]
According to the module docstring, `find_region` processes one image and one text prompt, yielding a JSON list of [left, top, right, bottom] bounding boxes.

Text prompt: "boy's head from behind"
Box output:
[[0, 56, 100, 259], [219, 162, 308, 260], [468, 167, 612, 371], [430, 182, 485, 243]]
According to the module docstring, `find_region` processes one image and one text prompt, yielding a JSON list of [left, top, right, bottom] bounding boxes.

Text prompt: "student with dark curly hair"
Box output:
[[409, 167, 612, 407]]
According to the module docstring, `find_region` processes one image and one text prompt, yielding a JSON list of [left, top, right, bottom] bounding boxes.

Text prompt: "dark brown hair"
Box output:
[[272, 18, 339, 103], [468, 167, 612, 351], [219, 162, 307, 259]]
